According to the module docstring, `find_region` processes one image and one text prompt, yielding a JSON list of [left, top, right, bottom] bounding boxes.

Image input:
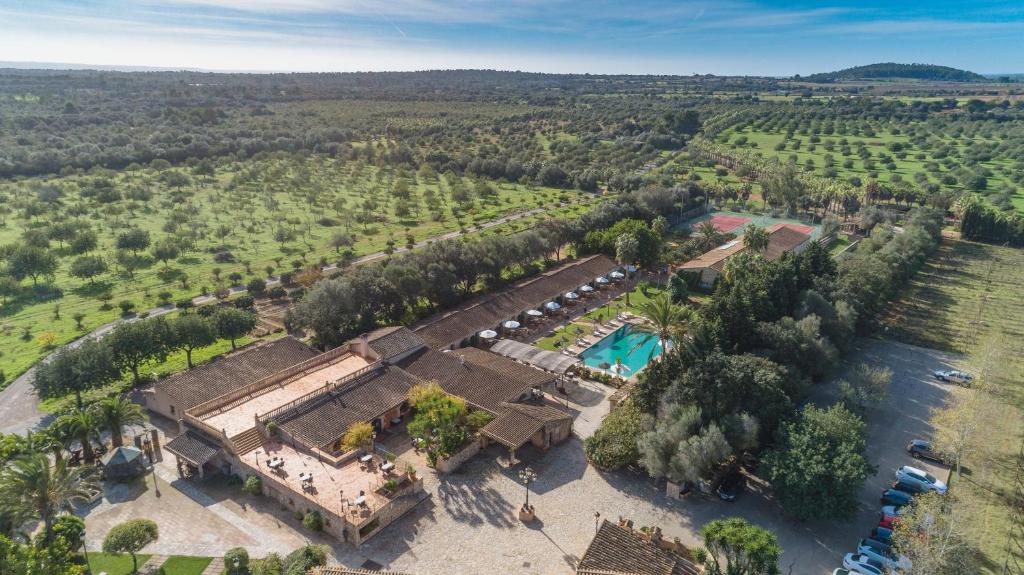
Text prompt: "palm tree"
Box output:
[[93, 397, 146, 448], [630, 293, 693, 357], [615, 233, 639, 305], [0, 453, 96, 541], [59, 411, 101, 465], [695, 221, 722, 251], [742, 224, 770, 253]]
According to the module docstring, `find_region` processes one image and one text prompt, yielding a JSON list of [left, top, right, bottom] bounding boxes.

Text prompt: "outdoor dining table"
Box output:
[[353, 495, 367, 506], [298, 472, 312, 483], [359, 454, 373, 463], [380, 462, 395, 472], [268, 458, 284, 469]]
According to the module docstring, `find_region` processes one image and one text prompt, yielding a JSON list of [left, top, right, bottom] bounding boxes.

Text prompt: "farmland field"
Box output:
[[716, 127, 1024, 210], [882, 239, 1024, 571], [0, 151, 595, 384]]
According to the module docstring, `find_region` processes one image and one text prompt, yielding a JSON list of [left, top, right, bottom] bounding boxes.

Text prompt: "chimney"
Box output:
[[359, 333, 370, 359], [650, 527, 662, 545], [459, 354, 466, 367]]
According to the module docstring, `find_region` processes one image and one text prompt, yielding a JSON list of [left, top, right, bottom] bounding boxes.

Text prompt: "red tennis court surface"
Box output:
[[707, 214, 751, 233]]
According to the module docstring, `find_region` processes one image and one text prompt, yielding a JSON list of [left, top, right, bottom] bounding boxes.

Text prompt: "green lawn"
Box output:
[[158, 555, 213, 575], [85, 553, 213, 575], [86, 552, 151, 575]]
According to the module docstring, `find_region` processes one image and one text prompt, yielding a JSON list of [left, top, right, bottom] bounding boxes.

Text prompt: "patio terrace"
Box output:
[[244, 439, 400, 527], [203, 353, 371, 437]]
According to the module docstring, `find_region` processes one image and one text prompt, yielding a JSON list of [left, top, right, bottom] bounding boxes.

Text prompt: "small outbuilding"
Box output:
[[100, 446, 148, 480]]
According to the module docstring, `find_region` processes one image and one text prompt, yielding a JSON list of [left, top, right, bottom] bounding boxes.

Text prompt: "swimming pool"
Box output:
[[579, 324, 667, 376]]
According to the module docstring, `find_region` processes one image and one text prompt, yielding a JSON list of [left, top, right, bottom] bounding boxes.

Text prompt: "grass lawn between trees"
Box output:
[[0, 152, 599, 386], [882, 239, 1024, 572]]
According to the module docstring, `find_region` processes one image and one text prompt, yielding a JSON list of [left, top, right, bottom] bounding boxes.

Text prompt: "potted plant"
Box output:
[[405, 463, 417, 481], [265, 421, 279, 437]]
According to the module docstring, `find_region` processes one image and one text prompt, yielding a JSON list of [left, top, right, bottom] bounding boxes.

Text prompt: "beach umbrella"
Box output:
[[579, 285, 595, 293], [598, 361, 612, 369], [526, 309, 544, 317], [544, 301, 562, 311], [564, 291, 579, 300], [502, 320, 521, 330], [609, 271, 625, 279], [478, 329, 498, 339], [595, 276, 610, 285]]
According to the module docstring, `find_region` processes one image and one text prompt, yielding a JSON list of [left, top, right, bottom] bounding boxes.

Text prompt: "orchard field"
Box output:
[[0, 151, 598, 384]]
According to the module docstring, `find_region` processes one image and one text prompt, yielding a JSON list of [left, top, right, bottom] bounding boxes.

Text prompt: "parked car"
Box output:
[[716, 468, 745, 502], [832, 570, 852, 575], [878, 513, 899, 530], [896, 465, 948, 494], [892, 479, 925, 494], [842, 553, 885, 575], [933, 369, 974, 386], [907, 439, 947, 464], [856, 543, 902, 572], [881, 504, 905, 517], [870, 526, 894, 545], [859, 538, 893, 557], [881, 488, 914, 506]]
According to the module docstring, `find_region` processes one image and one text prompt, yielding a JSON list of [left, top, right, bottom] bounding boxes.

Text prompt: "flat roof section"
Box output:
[[202, 353, 371, 438]]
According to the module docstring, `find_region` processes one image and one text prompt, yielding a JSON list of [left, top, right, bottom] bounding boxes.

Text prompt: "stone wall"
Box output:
[[435, 438, 483, 474]]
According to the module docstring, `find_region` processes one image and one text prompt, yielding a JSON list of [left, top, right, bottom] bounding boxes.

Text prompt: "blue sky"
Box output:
[[1, 0, 1021, 75]]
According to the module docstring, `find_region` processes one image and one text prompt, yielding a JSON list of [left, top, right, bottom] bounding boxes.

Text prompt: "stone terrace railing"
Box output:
[[257, 361, 383, 425], [182, 412, 237, 453], [188, 344, 355, 419]]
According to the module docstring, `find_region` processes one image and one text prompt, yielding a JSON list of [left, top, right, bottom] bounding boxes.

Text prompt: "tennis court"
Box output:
[[677, 210, 823, 239]]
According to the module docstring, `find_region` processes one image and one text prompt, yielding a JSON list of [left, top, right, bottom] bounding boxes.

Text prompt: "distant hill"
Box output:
[[802, 63, 986, 83]]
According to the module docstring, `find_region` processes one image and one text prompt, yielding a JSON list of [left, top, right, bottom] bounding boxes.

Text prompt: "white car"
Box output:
[[896, 465, 947, 494], [932, 369, 973, 386], [856, 542, 911, 572], [843, 553, 884, 575]]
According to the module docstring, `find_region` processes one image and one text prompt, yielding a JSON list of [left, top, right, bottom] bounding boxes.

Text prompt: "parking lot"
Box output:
[[800, 338, 964, 571]]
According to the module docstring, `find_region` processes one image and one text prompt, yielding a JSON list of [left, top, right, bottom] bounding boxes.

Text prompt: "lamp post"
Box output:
[[594, 511, 601, 534], [519, 466, 537, 509]]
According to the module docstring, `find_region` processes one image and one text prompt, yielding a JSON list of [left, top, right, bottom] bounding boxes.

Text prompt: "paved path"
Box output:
[[139, 554, 169, 575], [202, 557, 225, 575], [0, 206, 551, 435]]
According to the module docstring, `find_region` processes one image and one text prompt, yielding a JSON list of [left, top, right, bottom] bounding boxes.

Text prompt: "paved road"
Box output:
[[0, 206, 551, 435]]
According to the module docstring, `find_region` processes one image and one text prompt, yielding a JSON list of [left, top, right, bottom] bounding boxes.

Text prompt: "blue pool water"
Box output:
[[579, 325, 667, 375]]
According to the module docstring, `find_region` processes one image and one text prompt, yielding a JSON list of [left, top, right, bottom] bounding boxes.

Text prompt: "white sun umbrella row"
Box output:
[[608, 271, 625, 279], [564, 291, 580, 300], [579, 285, 595, 293]]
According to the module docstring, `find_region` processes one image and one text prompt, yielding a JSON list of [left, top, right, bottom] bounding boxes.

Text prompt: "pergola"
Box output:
[[488, 339, 580, 375], [165, 429, 222, 478]]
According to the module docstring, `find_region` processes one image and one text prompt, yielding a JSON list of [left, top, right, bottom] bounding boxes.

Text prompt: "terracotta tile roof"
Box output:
[[761, 225, 811, 261], [679, 226, 811, 273], [396, 348, 548, 414], [365, 326, 426, 361], [274, 365, 419, 448], [455, 347, 556, 388], [155, 337, 319, 411], [480, 402, 571, 449], [311, 564, 411, 568], [414, 255, 616, 349], [678, 238, 745, 271], [164, 429, 222, 466], [577, 521, 699, 575]]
